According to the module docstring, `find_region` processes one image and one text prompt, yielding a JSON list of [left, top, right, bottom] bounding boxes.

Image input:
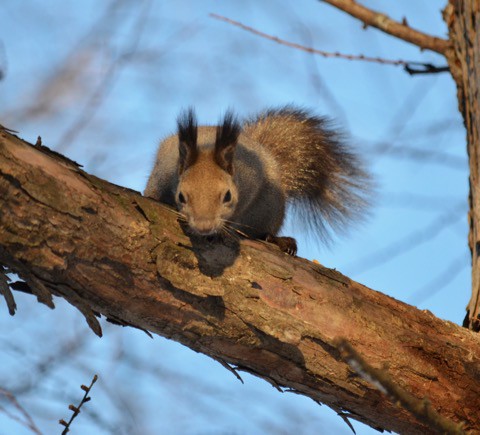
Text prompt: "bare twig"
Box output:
[[380, 76, 438, 142], [1, 0, 128, 127], [0, 266, 16, 315], [0, 41, 6, 81], [380, 192, 463, 211], [210, 13, 447, 71], [336, 340, 465, 434], [364, 141, 467, 170], [319, 0, 450, 55], [0, 388, 42, 435], [337, 411, 356, 434], [8, 333, 90, 397], [407, 253, 467, 305], [294, 20, 350, 124], [0, 124, 18, 134], [57, 0, 152, 150], [405, 64, 450, 75], [59, 374, 98, 434], [213, 357, 244, 383], [345, 208, 465, 275]]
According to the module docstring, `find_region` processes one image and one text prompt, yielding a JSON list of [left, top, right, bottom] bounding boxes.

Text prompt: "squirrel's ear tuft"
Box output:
[[215, 110, 241, 174], [177, 108, 198, 173]]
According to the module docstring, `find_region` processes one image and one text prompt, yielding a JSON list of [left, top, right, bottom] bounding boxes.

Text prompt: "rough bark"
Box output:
[[1, 131, 480, 433], [321, 0, 480, 334], [320, 0, 450, 54], [443, 1, 480, 332]]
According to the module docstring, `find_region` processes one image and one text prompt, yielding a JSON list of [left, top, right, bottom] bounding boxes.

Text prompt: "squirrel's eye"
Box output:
[[178, 192, 186, 204], [223, 190, 232, 203]]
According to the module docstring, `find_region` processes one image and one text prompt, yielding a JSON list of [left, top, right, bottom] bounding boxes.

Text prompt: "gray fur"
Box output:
[[145, 106, 370, 242]]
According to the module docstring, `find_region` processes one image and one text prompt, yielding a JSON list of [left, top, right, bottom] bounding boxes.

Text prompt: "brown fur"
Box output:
[[145, 106, 371, 250]]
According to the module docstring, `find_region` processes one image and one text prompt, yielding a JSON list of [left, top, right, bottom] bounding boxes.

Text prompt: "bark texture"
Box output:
[[321, 0, 450, 54], [444, 1, 480, 331], [1, 131, 480, 433]]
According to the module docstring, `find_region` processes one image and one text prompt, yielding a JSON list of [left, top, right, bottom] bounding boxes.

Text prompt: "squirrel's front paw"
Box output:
[[265, 235, 297, 256]]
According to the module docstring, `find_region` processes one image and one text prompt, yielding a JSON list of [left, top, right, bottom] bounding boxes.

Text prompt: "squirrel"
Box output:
[[144, 106, 370, 255]]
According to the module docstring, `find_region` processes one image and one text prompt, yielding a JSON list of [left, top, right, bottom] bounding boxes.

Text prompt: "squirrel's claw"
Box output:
[[265, 235, 297, 257]]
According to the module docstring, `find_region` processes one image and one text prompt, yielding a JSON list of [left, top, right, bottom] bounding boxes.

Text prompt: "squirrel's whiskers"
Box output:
[[145, 106, 371, 255]]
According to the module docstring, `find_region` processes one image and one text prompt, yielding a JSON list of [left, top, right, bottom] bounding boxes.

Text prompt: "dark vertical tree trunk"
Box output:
[[444, 0, 480, 331]]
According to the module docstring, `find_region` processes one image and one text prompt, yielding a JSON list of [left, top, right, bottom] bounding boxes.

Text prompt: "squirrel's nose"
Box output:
[[189, 218, 218, 235]]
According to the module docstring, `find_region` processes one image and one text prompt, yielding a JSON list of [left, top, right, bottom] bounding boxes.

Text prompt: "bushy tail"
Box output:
[[243, 106, 372, 242]]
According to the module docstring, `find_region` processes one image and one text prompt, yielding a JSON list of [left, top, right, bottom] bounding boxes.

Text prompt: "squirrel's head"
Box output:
[[175, 109, 240, 236]]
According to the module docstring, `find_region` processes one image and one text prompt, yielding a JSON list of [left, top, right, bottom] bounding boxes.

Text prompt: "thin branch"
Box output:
[[345, 209, 465, 276], [337, 340, 465, 434], [380, 192, 463, 211], [213, 357, 244, 384], [0, 266, 16, 315], [319, 0, 450, 55], [210, 14, 447, 71], [0, 388, 43, 435], [8, 333, 90, 396], [294, 20, 350, 125], [0, 41, 6, 81], [407, 253, 468, 305], [405, 64, 450, 75], [380, 76, 438, 142], [1, 0, 128, 127], [401, 118, 461, 142], [57, 0, 152, 150], [59, 374, 98, 434], [0, 124, 18, 134], [364, 142, 467, 170]]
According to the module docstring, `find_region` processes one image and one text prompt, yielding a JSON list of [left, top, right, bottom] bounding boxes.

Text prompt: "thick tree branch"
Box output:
[[320, 0, 450, 55], [0, 130, 479, 433]]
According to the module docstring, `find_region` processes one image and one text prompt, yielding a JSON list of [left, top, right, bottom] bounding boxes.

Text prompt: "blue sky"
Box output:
[[0, 1, 468, 434]]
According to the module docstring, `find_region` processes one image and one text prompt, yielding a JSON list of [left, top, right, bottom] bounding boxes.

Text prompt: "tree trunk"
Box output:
[[322, 0, 480, 336], [443, 0, 480, 332], [1, 130, 479, 433]]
